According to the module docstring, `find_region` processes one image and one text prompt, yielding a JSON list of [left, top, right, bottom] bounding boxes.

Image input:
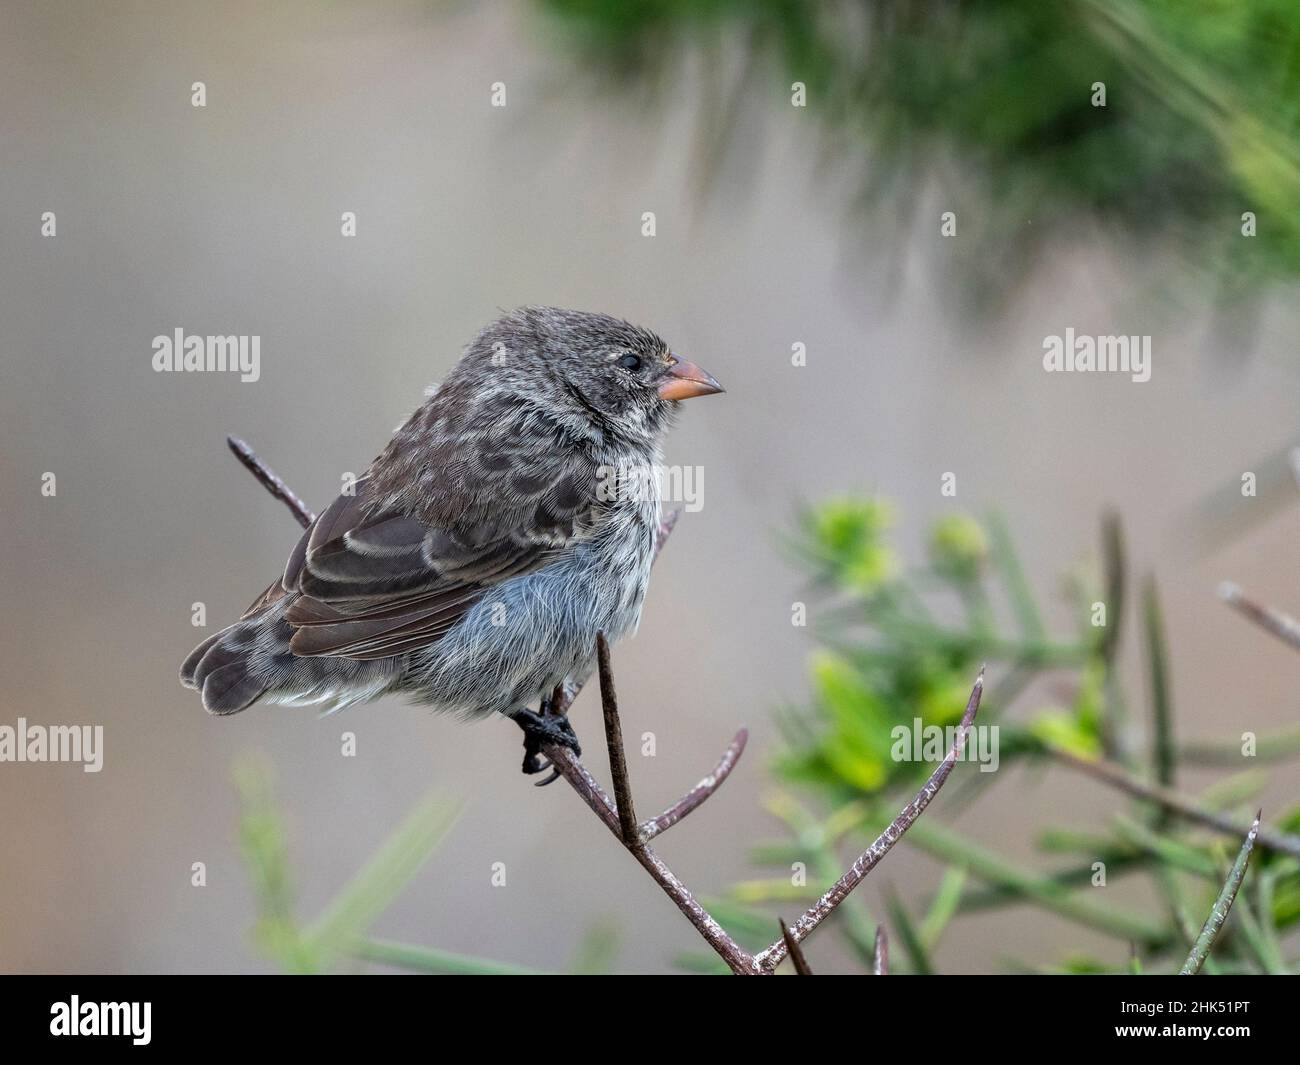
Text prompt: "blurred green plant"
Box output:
[[537, 0, 1300, 305], [692, 498, 1300, 974], [234, 755, 619, 974]]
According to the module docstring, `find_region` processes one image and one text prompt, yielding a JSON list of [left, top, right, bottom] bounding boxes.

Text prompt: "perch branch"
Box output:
[[754, 667, 984, 971], [780, 920, 814, 975], [639, 728, 748, 843], [1218, 581, 1300, 654], [227, 436, 315, 528], [873, 925, 889, 975], [1178, 813, 1260, 975], [533, 733, 759, 973], [226, 437, 981, 975], [597, 634, 640, 846]]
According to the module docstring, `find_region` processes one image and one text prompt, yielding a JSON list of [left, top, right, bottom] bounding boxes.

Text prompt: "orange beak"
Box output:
[[657, 357, 725, 401]]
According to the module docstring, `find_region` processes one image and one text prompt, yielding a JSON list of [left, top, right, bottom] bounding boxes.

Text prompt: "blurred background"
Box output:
[[3, 0, 1300, 974]]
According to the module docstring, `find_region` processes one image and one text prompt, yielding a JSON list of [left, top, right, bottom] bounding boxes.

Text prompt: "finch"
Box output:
[[180, 307, 724, 774]]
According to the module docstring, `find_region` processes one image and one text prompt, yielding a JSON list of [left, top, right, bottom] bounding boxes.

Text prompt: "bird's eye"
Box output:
[[618, 354, 642, 371]]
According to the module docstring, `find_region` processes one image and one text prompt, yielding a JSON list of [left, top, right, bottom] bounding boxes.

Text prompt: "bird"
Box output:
[[180, 307, 724, 778]]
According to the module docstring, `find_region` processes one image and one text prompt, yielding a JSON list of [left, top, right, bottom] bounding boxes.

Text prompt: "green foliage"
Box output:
[[235, 756, 620, 975], [779, 501, 1094, 800], [538, 0, 1300, 301], [724, 498, 1300, 973], [235, 754, 462, 973], [805, 497, 899, 594], [929, 514, 990, 585]]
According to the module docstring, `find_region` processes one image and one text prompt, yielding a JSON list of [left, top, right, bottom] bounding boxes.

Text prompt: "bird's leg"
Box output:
[[515, 698, 581, 786], [525, 689, 565, 786]]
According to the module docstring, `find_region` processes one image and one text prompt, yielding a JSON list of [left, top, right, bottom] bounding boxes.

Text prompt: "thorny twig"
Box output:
[[1179, 813, 1261, 975], [780, 920, 814, 975], [639, 729, 747, 843], [596, 634, 639, 847], [1218, 581, 1300, 654], [227, 438, 984, 975], [1047, 748, 1300, 862], [227, 436, 315, 528], [873, 925, 889, 975]]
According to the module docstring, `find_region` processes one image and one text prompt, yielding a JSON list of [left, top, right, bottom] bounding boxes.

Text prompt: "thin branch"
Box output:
[[535, 742, 758, 974], [1049, 748, 1300, 862], [1178, 812, 1261, 976], [639, 728, 748, 843], [544, 634, 760, 973], [227, 436, 315, 528], [755, 667, 985, 971], [551, 513, 746, 845], [1218, 581, 1300, 653], [873, 925, 889, 975], [597, 633, 639, 847], [780, 920, 814, 975]]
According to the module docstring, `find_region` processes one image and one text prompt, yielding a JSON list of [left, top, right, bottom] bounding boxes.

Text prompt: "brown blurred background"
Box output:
[[2, 0, 1299, 973]]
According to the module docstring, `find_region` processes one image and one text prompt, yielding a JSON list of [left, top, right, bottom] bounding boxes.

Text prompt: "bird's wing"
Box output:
[[266, 400, 603, 661]]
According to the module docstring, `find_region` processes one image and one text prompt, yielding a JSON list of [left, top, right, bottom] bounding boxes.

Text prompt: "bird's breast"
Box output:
[[572, 495, 658, 636]]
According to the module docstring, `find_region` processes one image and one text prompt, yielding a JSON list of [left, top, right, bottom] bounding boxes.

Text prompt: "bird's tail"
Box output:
[[180, 608, 286, 715]]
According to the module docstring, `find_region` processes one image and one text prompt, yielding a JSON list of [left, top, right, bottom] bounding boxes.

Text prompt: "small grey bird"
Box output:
[[180, 307, 723, 775]]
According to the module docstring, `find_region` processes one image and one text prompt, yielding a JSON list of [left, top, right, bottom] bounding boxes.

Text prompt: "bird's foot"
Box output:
[[515, 708, 581, 786]]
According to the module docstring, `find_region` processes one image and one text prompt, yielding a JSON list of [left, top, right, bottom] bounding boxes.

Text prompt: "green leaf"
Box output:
[[885, 890, 933, 975], [986, 509, 1046, 640], [899, 817, 1171, 947], [1143, 577, 1176, 794], [1029, 708, 1101, 760], [301, 794, 460, 967], [929, 513, 990, 585], [569, 919, 620, 975], [1110, 816, 1219, 879], [354, 937, 542, 976], [233, 754, 316, 973], [920, 866, 967, 950]]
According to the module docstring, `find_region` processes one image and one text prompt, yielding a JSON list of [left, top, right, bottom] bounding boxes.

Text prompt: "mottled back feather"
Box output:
[[278, 385, 605, 661]]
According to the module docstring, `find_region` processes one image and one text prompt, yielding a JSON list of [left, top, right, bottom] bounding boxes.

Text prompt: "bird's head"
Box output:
[[463, 307, 724, 447]]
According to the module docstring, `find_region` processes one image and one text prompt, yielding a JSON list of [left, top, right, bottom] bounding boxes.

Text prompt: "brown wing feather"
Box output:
[[274, 391, 600, 660]]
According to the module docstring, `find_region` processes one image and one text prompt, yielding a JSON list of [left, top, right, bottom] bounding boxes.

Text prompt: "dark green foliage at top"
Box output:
[[539, 0, 1300, 300]]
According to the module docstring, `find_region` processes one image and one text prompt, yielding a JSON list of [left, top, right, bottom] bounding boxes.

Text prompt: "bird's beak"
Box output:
[[658, 357, 725, 401]]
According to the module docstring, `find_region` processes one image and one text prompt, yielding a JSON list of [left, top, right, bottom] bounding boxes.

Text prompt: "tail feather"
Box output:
[[181, 597, 401, 715], [180, 619, 272, 715], [200, 661, 269, 715], [180, 632, 223, 689]]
